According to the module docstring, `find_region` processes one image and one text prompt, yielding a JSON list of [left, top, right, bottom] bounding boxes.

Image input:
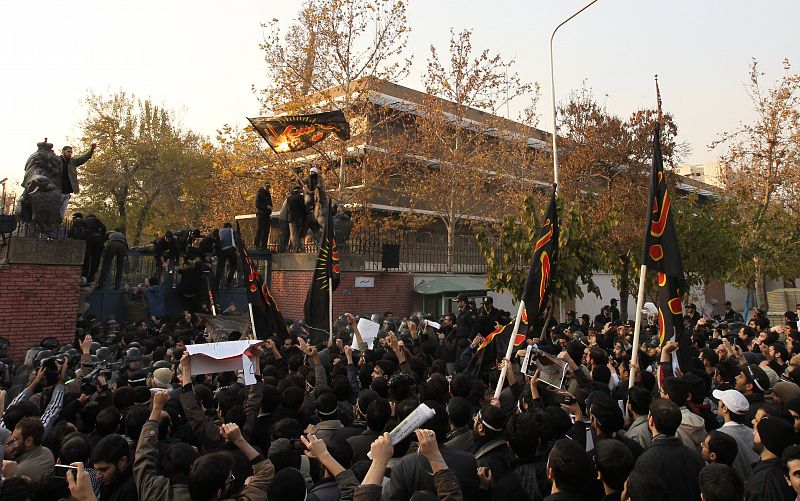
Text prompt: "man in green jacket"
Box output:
[[57, 143, 96, 218]]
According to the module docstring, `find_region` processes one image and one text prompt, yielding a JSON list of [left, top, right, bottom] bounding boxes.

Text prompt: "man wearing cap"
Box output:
[[714, 388, 759, 481], [563, 310, 581, 332], [609, 298, 621, 323], [736, 364, 770, 423], [477, 297, 504, 336], [723, 301, 744, 322], [594, 305, 613, 331], [746, 416, 796, 501], [453, 293, 477, 341]]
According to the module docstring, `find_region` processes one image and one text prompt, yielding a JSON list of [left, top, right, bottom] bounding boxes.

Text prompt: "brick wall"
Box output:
[[270, 270, 414, 321], [0, 263, 82, 363]]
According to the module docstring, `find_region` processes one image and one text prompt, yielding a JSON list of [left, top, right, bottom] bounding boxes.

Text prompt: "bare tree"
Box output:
[[393, 29, 541, 273]]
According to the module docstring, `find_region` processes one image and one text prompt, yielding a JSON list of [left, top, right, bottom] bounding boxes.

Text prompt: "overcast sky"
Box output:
[[2, 0, 798, 193]]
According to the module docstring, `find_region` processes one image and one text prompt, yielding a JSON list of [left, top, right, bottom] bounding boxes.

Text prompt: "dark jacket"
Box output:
[[287, 192, 307, 222], [177, 265, 208, 297], [347, 429, 382, 464], [444, 426, 476, 452], [745, 458, 796, 501], [456, 307, 478, 340], [308, 477, 339, 501], [57, 147, 94, 194], [543, 492, 584, 501], [478, 305, 505, 336], [632, 435, 704, 501], [355, 469, 463, 501], [84, 215, 108, 246], [384, 444, 478, 501], [122, 292, 148, 323], [154, 236, 178, 259], [474, 437, 515, 481], [256, 187, 273, 212], [492, 460, 543, 501], [99, 467, 137, 501]]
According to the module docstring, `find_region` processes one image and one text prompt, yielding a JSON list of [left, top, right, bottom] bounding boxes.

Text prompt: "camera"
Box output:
[[80, 361, 121, 395]]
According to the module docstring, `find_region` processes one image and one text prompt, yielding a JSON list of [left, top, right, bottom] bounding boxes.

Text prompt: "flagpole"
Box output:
[[494, 300, 525, 399], [628, 265, 648, 388], [248, 303, 257, 340], [328, 277, 334, 344], [550, 0, 600, 188]]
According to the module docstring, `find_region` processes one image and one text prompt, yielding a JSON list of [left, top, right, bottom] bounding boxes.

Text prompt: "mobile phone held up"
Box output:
[[54, 464, 79, 479]]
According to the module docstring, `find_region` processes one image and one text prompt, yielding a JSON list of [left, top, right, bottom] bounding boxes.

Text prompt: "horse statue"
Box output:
[[16, 140, 63, 232]]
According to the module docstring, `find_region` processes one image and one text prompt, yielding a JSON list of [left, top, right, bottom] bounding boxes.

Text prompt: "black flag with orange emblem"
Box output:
[[234, 223, 290, 341], [303, 200, 340, 342], [521, 188, 559, 329], [248, 110, 350, 154], [642, 122, 689, 370]]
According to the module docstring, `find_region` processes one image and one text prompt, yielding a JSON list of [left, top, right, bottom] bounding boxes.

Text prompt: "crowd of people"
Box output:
[[2, 290, 800, 501]]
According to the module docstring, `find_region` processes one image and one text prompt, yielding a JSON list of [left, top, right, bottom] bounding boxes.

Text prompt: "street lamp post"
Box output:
[[549, 0, 600, 190]]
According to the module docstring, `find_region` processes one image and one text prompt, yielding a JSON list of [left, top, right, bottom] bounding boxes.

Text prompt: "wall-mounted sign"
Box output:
[[354, 276, 375, 288]]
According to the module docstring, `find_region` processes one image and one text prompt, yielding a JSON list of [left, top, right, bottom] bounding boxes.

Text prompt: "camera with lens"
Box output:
[[80, 361, 121, 395], [41, 355, 67, 386]]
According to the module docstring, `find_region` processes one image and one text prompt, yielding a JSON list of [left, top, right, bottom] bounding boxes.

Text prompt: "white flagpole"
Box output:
[[494, 300, 525, 399], [628, 265, 648, 388], [248, 303, 257, 340], [328, 277, 334, 343]]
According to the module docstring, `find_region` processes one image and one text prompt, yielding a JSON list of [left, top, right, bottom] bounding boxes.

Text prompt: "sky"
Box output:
[[2, 0, 798, 196]]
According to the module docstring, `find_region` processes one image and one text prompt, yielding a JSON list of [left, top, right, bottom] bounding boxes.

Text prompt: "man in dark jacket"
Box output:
[[347, 398, 391, 463], [57, 143, 95, 218], [745, 416, 796, 501], [98, 228, 128, 290], [492, 412, 543, 501], [631, 399, 704, 501], [83, 213, 107, 284], [594, 306, 613, 332], [544, 438, 593, 501], [444, 396, 475, 452], [287, 186, 307, 251], [92, 434, 137, 501], [473, 404, 515, 483], [254, 182, 273, 249], [454, 293, 478, 340], [478, 297, 505, 336], [153, 230, 179, 282], [383, 401, 479, 501], [215, 223, 237, 289]]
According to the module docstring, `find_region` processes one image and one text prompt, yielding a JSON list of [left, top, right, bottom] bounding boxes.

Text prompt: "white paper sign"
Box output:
[[186, 340, 262, 385], [425, 320, 441, 330], [357, 318, 380, 347]]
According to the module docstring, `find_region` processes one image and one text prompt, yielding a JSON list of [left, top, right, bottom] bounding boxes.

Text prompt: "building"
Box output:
[[675, 162, 727, 188]]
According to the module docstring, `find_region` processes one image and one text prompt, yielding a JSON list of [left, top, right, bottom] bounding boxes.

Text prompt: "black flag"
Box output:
[[248, 110, 350, 154], [234, 224, 290, 341], [521, 188, 559, 327], [303, 200, 340, 342], [642, 123, 689, 370]]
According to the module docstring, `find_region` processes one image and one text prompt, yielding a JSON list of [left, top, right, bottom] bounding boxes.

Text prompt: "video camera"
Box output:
[[80, 361, 123, 395]]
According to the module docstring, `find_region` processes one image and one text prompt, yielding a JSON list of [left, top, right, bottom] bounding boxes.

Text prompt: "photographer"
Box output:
[[2, 357, 67, 435]]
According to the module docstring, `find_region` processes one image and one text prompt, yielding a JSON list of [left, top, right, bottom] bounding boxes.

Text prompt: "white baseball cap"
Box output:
[[712, 388, 749, 415], [310, 167, 319, 174]]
